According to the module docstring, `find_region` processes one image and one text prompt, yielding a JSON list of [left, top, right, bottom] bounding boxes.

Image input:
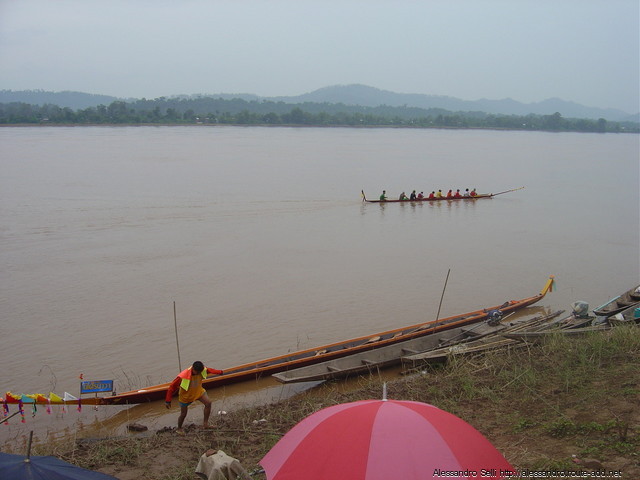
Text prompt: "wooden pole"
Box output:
[[1, 410, 22, 424], [174, 301, 182, 372], [26, 430, 33, 459], [435, 269, 451, 322]]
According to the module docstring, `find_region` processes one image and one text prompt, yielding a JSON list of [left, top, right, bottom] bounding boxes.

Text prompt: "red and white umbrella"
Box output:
[[260, 399, 515, 480]]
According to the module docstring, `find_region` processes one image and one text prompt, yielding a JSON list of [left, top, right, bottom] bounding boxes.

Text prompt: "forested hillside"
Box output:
[[3, 85, 636, 122], [1, 96, 637, 133]]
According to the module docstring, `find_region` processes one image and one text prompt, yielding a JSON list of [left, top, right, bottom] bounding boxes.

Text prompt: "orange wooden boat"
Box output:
[[5, 276, 553, 406]]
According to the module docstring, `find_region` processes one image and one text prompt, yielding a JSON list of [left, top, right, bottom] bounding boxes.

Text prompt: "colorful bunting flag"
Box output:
[[49, 392, 63, 404], [6, 392, 22, 403]]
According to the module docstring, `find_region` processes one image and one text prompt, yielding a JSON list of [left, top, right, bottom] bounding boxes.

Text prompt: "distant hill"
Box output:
[[273, 85, 635, 122], [0, 90, 120, 110], [1, 85, 637, 122]]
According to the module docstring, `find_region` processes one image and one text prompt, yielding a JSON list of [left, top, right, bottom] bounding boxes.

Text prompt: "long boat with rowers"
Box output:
[[361, 186, 524, 203], [4, 276, 554, 406]]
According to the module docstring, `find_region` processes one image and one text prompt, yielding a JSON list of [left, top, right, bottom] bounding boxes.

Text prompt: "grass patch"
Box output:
[[31, 324, 640, 479]]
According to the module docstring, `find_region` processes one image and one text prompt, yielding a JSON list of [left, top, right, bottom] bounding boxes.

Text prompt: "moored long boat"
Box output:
[[272, 320, 508, 384], [361, 187, 523, 203], [609, 303, 640, 324], [592, 284, 640, 317], [500, 324, 613, 344], [401, 310, 566, 366], [5, 276, 554, 406]]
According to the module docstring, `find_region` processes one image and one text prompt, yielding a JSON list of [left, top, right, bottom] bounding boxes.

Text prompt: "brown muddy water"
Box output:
[[1, 126, 638, 450]]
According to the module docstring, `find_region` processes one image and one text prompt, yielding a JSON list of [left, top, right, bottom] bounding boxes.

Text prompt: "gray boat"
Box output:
[[607, 302, 640, 325], [592, 285, 640, 317], [401, 310, 564, 367], [272, 320, 507, 384], [500, 324, 611, 344]]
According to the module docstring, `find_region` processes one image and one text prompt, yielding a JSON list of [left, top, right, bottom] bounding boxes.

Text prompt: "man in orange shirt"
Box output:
[[165, 361, 223, 432]]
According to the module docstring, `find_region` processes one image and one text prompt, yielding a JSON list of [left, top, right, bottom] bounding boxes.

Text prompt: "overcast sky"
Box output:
[[1, 0, 638, 112]]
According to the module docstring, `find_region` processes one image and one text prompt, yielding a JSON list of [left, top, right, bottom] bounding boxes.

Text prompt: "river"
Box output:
[[1, 126, 638, 450]]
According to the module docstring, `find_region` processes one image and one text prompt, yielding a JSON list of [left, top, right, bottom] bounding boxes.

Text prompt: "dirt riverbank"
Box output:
[[48, 326, 639, 479]]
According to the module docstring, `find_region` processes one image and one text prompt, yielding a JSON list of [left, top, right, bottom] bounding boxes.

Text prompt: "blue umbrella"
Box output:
[[0, 452, 118, 480]]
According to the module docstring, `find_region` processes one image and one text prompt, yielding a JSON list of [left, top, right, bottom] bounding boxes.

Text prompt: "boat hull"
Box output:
[[94, 276, 553, 405], [364, 194, 493, 203], [501, 325, 612, 344], [5, 277, 553, 406], [272, 321, 507, 383], [401, 310, 566, 366], [592, 285, 640, 317]]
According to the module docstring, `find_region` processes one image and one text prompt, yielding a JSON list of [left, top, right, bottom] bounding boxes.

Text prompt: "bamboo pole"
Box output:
[[26, 430, 33, 460], [174, 301, 182, 372], [436, 269, 451, 322]]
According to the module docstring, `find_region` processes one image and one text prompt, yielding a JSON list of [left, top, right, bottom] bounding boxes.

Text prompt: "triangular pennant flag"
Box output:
[[50, 392, 66, 413], [63, 392, 78, 401], [6, 392, 22, 403], [49, 392, 63, 404]]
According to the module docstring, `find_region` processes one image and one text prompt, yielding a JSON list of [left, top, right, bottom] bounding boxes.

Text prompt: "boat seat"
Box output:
[[402, 348, 419, 354], [327, 365, 341, 372]]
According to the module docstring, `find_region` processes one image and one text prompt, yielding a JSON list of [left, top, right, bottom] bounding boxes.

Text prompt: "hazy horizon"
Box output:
[[1, 0, 638, 112]]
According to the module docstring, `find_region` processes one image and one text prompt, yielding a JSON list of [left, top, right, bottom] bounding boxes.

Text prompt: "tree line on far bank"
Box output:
[[0, 98, 637, 133]]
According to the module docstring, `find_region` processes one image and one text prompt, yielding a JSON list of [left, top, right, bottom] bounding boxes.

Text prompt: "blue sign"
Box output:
[[80, 380, 114, 394]]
